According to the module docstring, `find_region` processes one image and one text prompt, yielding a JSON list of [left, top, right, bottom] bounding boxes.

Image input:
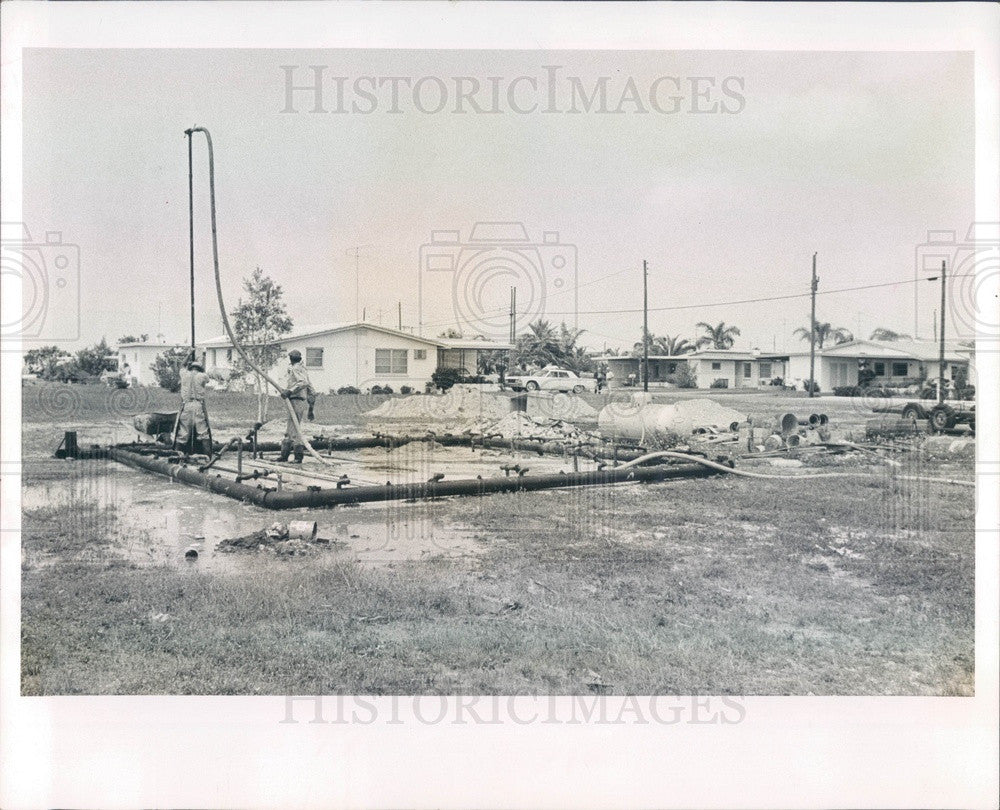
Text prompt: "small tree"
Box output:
[[75, 338, 117, 377], [230, 267, 293, 422], [150, 347, 191, 393], [23, 346, 70, 377], [118, 333, 149, 344]]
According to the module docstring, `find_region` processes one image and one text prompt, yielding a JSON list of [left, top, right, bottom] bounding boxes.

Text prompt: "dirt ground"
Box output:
[[18, 383, 975, 695]]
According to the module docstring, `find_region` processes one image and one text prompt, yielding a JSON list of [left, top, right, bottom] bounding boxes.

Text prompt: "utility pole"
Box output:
[[938, 260, 946, 405], [642, 259, 649, 393], [346, 245, 370, 388], [808, 252, 818, 399], [509, 287, 517, 344], [185, 128, 196, 356]]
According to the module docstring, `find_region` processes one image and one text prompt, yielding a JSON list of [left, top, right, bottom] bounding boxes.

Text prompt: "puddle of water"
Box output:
[[21, 458, 489, 571], [244, 443, 600, 491]]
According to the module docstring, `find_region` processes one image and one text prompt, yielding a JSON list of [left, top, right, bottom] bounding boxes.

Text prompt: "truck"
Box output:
[[874, 397, 975, 433]]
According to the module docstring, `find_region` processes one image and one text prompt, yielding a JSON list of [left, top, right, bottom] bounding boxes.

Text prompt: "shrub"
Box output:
[[833, 385, 861, 397], [370, 385, 394, 395], [400, 385, 413, 395], [336, 386, 360, 395], [802, 380, 820, 394], [664, 365, 697, 389], [431, 367, 465, 391], [709, 378, 729, 389]]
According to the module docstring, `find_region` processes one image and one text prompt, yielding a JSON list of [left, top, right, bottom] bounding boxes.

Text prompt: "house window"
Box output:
[[226, 348, 233, 362], [711, 362, 722, 370], [305, 347, 324, 368], [759, 362, 772, 378], [211, 348, 217, 367], [743, 362, 752, 378], [375, 348, 408, 374], [891, 362, 908, 377], [414, 349, 427, 360], [873, 362, 886, 376]]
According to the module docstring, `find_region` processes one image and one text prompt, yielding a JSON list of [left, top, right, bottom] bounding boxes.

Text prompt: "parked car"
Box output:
[[503, 367, 597, 394]]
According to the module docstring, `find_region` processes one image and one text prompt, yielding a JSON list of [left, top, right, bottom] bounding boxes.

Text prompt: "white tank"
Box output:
[[598, 397, 746, 447]]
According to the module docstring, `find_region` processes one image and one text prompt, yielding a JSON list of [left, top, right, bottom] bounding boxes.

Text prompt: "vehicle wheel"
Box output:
[[901, 405, 921, 422], [572, 384, 585, 394], [525, 381, 540, 391], [930, 405, 955, 433]]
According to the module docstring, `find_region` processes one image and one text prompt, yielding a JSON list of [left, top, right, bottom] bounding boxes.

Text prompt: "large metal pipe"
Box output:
[[106, 446, 716, 509], [252, 434, 655, 463]]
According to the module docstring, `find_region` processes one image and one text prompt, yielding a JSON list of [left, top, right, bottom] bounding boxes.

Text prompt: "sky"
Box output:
[[20, 48, 974, 354]]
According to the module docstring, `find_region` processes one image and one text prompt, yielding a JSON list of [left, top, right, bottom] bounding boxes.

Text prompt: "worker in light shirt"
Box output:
[[279, 349, 313, 463], [176, 359, 212, 457]]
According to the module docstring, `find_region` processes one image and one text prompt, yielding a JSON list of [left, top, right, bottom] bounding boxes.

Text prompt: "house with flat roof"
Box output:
[[785, 339, 970, 391], [198, 322, 512, 392], [115, 339, 188, 387], [594, 349, 788, 389]]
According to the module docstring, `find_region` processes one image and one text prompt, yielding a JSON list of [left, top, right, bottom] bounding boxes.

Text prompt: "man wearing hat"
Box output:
[[176, 357, 212, 456], [279, 349, 313, 463]]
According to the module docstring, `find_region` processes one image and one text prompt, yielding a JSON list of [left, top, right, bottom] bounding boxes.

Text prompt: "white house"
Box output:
[[198, 322, 512, 393], [115, 339, 188, 387], [684, 349, 788, 389], [594, 350, 787, 389], [786, 339, 970, 391]]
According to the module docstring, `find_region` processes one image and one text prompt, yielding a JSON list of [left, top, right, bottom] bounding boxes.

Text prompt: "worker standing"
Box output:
[[177, 359, 212, 457], [279, 349, 312, 463]]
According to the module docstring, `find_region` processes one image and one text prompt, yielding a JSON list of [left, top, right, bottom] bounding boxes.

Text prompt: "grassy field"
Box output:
[[19, 383, 975, 695]]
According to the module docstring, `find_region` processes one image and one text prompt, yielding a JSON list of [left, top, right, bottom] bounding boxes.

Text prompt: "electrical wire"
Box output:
[[415, 273, 976, 334]]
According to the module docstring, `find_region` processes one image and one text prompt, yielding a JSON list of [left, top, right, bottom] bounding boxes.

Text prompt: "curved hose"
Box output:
[[189, 126, 331, 466], [620, 450, 974, 488]]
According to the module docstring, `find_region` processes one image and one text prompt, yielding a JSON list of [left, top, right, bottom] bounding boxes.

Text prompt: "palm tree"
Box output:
[[658, 335, 696, 355], [512, 319, 592, 370], [869, 328, 911, 341], [793, 322, 853, 349], [695, 321, 741, 350], [632, 331, 695, 357]]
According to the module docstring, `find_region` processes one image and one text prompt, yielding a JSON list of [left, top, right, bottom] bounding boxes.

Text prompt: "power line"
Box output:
[[415, 273, 975, 332], [540, 273, 976, 317]]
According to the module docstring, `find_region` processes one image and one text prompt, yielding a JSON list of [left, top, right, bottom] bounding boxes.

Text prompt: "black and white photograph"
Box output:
[[2, 2, 997, 808]]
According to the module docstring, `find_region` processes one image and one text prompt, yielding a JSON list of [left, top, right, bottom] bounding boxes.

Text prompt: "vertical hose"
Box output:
[[187, 126, 331, 465]]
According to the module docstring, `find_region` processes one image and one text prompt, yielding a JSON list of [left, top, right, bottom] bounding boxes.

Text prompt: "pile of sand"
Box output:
[[365, 385, 512, 432], [366, 385, 512, 422], [524, 392, 599, 422]]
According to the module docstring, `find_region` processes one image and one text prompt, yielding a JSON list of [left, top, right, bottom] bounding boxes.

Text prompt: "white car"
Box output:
[[504, 367, 597, 394]]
